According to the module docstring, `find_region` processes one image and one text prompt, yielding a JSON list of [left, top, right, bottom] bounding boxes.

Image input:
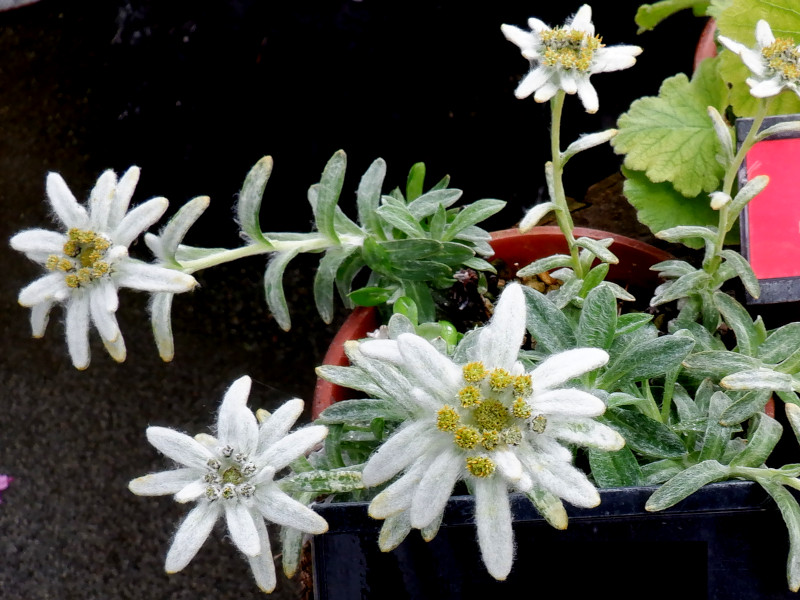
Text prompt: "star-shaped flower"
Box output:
[[346, 282, 624, 580], [10, 167, 197, 369], [501, 5, 642, 113], [719, 20, 800, 99], [129, 376, 328, 593]]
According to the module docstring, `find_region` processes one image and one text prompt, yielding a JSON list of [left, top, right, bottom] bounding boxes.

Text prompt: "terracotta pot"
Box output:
[[311, 226, 673, 419], [693, 18, 717, 71]]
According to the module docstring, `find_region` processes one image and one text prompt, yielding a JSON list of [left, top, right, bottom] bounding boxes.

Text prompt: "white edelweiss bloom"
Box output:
[[129, 376, 329, 593], [10, 167, 198, 369], [355, 282, 623, 580], [719, 20, 800, 99], [501, 4, 642, 113]]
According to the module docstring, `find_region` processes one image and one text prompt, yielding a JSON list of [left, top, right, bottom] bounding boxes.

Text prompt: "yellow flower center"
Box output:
[[762, 38, 800, 83], [47, 228, 111, 288], [540, 27, 603, 73]]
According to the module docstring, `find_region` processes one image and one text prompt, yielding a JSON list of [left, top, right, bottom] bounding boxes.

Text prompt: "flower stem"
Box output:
[[549, 90, 584, 279]]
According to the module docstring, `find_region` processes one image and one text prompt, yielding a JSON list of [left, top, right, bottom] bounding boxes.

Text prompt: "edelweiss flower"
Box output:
[[719, 20, 800, 99], [501, 5, 642, 112], [129, 376, 328, 593], [353, 282, 624, 580], [10, 167, 197, 369]]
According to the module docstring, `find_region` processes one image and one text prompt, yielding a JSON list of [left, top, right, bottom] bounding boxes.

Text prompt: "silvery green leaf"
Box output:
[[707, 106, 734, 165], [524, 489, 567, 530], [645, 460, 730, 511], [721, 368, 798, 393], [314, 363, 384, 399], [376, 204, 427, 238], [463, 257, 496, 273], [641, 459, 685, 486], [387, 312, 416, 338], [672, 384, 701, 423], [758, 480, 800, 593], [362, 237, 393, 276], [237, 156, 273, 247], [600, 281, 636, 302], [264, 248, 302, 331], [406, 162, 425, 202], [729, 413, 783, 468], [561, 129, 618, 164], [407, 189, 462, 220], [574, 237, 618, 264], [670, 321, 725, 352], [656, 225, 718, 244], [721, 438, 748, 464], [381, 239, 443, 261], [682, 351, 761, 380], [314, 245, 360, 324], [760, 323, 800, 365], [434, 242, 475, 267], [719, 249, 760, 299], [727, 175, 769, 230], [577, 285, 617, 350], [390, 260, 452, 281], [334, 252, 366, 307], [698, 391, 734, 462], [718, 389, 772, 426], [316, 398, 409, 425], [650, 270, 711, 306], [315, 150, 346, 244], [174, 244, 229, 262], [614, 313, 653, 337], [519, 201, 557, 233], [588, 446, 643, 487], [357, 158, 387, 238], [699, 289, 720, 331], [156, 196, 211, 266], [429, 204, 447, 240], [547, 276, 583, 309], [606, 392, 643, 409], [579, 263, 610, 298], [754, 121, 800, 144], [714, 291, 758, 356], [283, 469, 364, 493], [521, 286, 577, 354], [786, 404, 800, 448], [516, 254, 573, 277], [609, 321, 657, 361], [778, 464, 800, 478], [602, 408, 687, 459], [650, 259, 696, 278], [333, 205, 364, 238], [598, 336, 694, 388], [442, 199, 505, 241]]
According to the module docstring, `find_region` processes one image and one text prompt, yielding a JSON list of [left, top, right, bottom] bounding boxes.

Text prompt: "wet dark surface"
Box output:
[[0, 1, 705, 598]]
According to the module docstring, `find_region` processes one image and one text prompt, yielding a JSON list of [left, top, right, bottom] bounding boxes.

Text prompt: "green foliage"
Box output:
[[634, 0, 711, 33]]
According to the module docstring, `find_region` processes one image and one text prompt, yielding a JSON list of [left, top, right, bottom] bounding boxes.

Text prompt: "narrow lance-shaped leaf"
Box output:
[[575, 237, 618, 264], [602, 408, 687, 459], [406, 162, 425, 202], [407, 189, 462, 220], [237, 156, 274, 247], [588, 446, 643, 488], [719, 249, 760, 299], [714, 291, 758, 356], [314, 150, 346, 244], [729, 412, 783, 468], [443, 198, 506, 241], [357, 158, 387, 239], [521, 287, 576, 353], [645, 460, 731, 511], [264, 248, 302, 331], [759, 479, 800, 593], [314, 245, 360, 324], [576, 284, 617, 350], [598, 335, 694, 388]]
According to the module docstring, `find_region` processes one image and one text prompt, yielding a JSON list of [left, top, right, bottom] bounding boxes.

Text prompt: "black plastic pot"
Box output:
[[311, 481, 797, 599]]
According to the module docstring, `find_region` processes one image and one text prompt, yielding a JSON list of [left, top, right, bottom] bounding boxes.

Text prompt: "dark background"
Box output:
[[0, 1, 705, 598]]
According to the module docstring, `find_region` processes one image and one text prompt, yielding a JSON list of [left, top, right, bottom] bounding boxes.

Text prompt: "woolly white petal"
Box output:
[[378, 511, 413, 552], [247, 516, 277, 593], [560, 72, 578, 94], [369, 457, 430, 519], [165, 501, 221, 573], [519, 201, 556, 233], [494, 448, 523, 483], [173, 479, 207, 503], [109, 166, 141, 229], [10, 229, 67, 263], [254, 486, 328, 534], [527, 17, 548, 33], [530, 348, 609, 392], [410, 447, 462, 529], [396, 333, 463, 404], [217, 376, 259, 454], [88, 169, 117, 231], [591, 46, 642, 74], [249, 466, 277, 488], [518, 444, 599, 508], [717, 35, 748, 56], [150, 292, 175, 361], [46, 172, 89, 229], [531, 388, 606, 417], [257, 398, 304, 453], [362, 420, 436, 487], [478, 282, 525, 370], [749, 77, 784, 98], [500, 23, 536, 52], [576, 78, 599, 113], [755, 19, 775, 48], [89, 286, 121, 343], [30, 299, 54, 337], [568, 4, 593, 35], [128, 468, 200, 496], [546, 417, 625, 450], [741, 49, 770, 77], [225, 501, 261, 557], [475, 477, 514, 581], [112, 196, 168, 247], [65, 293, 91, 370], [114, 260, 197, 293], [359, 339, 403, 364], [146, 426, 215, 469], [18, 273, 67, 307], [534, 81, 559, 103], [515, 66, 550, 99], [257, 425, 328, 471], [101, 328, 127, 363]]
